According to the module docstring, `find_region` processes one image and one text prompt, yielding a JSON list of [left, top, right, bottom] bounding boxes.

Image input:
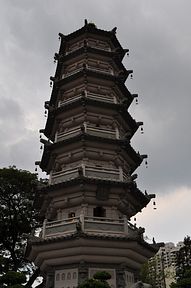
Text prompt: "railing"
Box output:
[[56, 126, 81, 141], [87, 65, 114, 75], [65, 44, 111, 55], [50, 165, 129, 185], [51, 167, 80, 185], [42, 216, 138, 239], [43, 217, 79, 238], [85, 165, 120, 181], [87, 92, 117, 103], [58, 94, 82, 107], [61, 65, 114, 80], [61, 67, 83, 79], [86, 125, 116, 139], [58, 91, 117, 107], [56, 124, 118, 142], [88, 44, 111, 52]]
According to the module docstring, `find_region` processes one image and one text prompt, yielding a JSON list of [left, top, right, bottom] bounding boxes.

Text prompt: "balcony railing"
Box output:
[[56, 126, 81, 141], [42, 216, 138, 239], [55, 124, 118, 142], [65, 43, 111, 55], [86, 125, 116, 139], [50, 165, 129, 185], [88, 44, 111, 52], [87, 65, 114, 75], [58, 91, 117, 107], [58, 94, 82, 107], [87, 92, 117, 103], [61, 67, 83, 79], [61, 65, 114, 80]]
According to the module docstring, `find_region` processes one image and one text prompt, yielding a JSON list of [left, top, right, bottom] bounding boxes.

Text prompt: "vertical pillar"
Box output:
[[115, 126, 119, 139], [55, 131, 58, 142], [119, 166, 123, 181], [78, 262, 88, 285], [81, 162, 85, 176], [49, 170, 53, 185], [116, 268, 126, 288], [80, 212, 85, 232], [42, 218, 47, 239], [123, 215, 129, 235], [46, 272, 54, 288]]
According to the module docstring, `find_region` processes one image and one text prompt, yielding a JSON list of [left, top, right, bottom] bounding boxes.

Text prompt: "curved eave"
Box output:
[[34, 175, 151, 218], [62, 24, 124, 53], [49, 68, 133, 107], [26, 231, 159, 262], [54, 46, 127, 79], [34, 176, 132, 210], [35, 176, 151, 212], [40, 133, 142, 172], [45, 94, 137, 139]]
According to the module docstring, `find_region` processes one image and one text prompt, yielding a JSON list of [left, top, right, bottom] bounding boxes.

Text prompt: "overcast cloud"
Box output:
[[0, 0, 191, 244]]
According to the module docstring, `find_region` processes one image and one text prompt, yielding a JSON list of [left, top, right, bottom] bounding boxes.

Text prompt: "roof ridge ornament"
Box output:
[[111, 27, 117, 34]]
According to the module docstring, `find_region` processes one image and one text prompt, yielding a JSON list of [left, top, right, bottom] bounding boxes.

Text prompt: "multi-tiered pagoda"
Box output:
[[26, 21, 158, 288]]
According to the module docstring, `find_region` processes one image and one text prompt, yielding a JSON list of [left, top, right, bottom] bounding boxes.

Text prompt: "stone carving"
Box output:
[[78, 262, 88, 285], [116, 269, 126, 288]]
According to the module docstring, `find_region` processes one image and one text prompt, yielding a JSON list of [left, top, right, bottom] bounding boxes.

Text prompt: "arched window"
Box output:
[[62, 273, 65, 280], [73, 272, 77, 279], [56, 273, 60, 281], [67, 272, 71, 280]]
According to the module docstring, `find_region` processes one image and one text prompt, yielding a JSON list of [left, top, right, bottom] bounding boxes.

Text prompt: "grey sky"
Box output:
[[0, 0, 190, 243]]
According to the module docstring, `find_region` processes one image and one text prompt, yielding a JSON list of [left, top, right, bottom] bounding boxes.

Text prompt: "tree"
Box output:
[[78, 271, 111, 288], [170, 236, 191, 288], [0, 166, 42, 288], [140, 258, 160, 288]]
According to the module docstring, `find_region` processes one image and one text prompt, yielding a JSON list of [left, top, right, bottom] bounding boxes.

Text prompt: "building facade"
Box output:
[[26, 21, 158, 288], [148, 242, 184, 288]]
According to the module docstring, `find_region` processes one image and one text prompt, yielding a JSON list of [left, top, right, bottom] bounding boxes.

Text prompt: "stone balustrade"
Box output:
[[55, 124, 119, 142], [58, 91, 117, 107], [50, 165, 129, 185], [42, 216, 138, 239]]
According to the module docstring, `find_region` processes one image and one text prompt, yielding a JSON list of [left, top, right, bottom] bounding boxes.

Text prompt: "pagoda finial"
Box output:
[[58, 33, 65, 40]]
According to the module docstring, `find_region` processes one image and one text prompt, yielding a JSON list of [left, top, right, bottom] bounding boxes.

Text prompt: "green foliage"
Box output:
[[170, 236, 191, 288], [93, 271, 111, 281], [78, 271, 111, 288], [0, 167, 41, 287], [0, 271, 26, 285], [140, 259, 158, 288], [78, 278, 110, 288]]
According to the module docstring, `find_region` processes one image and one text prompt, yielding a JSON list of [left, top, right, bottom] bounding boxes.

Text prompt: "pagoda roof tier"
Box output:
[[34, 176, 153, 219], [54, 46, 127, 80], [58, 22, 126, 60], [26, 232, 160, 272], [49, 67, 134, 107], [40, 133, 143, 173], [44, 95, 138, 141]]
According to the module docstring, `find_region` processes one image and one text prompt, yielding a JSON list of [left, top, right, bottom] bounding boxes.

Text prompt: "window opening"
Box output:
[[93, 206, 106, 217], [68, 212, 75, 218]]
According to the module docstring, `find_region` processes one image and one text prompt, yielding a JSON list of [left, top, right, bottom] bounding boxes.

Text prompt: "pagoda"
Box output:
[[26, 20, 158, 288]]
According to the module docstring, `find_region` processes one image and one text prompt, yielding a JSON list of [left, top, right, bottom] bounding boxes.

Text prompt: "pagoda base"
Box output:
[[26, 232, 157, 288]]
